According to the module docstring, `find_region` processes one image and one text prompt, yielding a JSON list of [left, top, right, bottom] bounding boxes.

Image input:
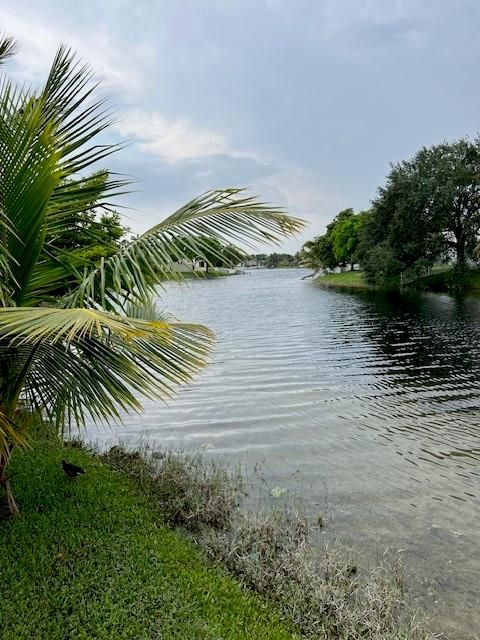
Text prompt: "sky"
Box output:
[[1, 0, 480, 252]]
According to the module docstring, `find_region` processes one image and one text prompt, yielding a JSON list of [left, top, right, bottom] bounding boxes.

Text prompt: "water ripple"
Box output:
[[87, 269, 480, 638]]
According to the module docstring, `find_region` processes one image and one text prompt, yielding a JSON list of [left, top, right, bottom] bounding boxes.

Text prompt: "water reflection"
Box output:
[[337, 289, 480, 500]]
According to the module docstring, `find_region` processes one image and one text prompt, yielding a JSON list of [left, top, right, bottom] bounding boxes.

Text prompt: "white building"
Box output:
[[172, 258, 208, 273]]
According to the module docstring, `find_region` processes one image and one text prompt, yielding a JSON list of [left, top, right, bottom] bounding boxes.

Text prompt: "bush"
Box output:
[[361, 242, 402, 289]]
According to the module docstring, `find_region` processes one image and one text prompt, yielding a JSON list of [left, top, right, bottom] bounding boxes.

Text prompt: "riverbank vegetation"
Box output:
[[314, 271, 370, 289], [314, 266, 480, 293], [0, 435, 433, 640], [301, 138, 480, 292]]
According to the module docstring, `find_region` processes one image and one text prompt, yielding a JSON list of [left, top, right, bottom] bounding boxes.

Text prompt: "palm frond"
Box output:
[[0, 46, 127, 305], [0, 409, 28, 465], [0, 35, 18, 66], [0, 305, 214, 430], [0, 306, 208, 344], [0, 91, 62, 304], [0, 411, 26, 446], [41, 45, 121, 169], [67, 189, 305, 309]]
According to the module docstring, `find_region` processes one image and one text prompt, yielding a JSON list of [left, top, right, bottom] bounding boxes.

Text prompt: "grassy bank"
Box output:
[[314, 271, 372, 289], [315, 267, 480, 293], [415, 267, 480, 292], [0, 440, 295, 640]]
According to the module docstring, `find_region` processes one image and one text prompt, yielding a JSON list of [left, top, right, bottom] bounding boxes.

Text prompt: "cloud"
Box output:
[[254, 169, 349, 250], [116, 110, 228, 162], [0, 8, 147, 93], [115, 109, 263, 164], [320, 0, 419, 47]]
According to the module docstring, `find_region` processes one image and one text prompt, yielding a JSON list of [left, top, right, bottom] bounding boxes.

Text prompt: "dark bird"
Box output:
[[62, 460, 85, 478]]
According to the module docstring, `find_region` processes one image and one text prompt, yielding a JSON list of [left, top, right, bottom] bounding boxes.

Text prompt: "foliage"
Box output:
[[248, 253, 299, 268], [264, 253, 298, 268], [299, 235, 336, 273], [0, 37, 303, 511], [204, 514, 431, 640], [299, 209, 368, 273], [361, 138, 480, 286], [302, 137, 480, 289], [360, 242, 403, 289], [44, 173, 130, 294], [102, 445, 245, 532], [330, 210, 366, 268], [0, 439, 295, 639]]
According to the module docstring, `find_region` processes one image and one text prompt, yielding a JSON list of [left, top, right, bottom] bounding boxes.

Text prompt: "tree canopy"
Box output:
[[301, 137, 480, 288], [362, 138, 480, 286], [299, 209, 368, 273]]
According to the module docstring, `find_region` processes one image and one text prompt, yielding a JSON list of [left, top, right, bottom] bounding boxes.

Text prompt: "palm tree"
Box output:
[[0, 37, 303, 513], [298, 239, 324, 278]]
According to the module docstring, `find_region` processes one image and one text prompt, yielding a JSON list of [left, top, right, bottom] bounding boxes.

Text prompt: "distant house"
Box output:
[[194, 258, 208, 272], [172, 258, 208, 273]]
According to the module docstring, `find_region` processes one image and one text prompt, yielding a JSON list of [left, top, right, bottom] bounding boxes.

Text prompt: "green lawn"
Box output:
[[314, 270, 370, 289], [413, 267, 480, 292], [0, 440, 295, 640]]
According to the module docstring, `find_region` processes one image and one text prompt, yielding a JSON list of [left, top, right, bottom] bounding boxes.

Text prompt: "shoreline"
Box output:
[[0, 437, 432, 640], [313, 271, 374, 290], [313, 268, 480, 294], [0, 438, 294, 640]]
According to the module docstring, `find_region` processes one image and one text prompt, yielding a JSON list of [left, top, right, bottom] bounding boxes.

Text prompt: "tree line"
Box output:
[[300, 137, 480, 288], [248, 253, 300, 268]]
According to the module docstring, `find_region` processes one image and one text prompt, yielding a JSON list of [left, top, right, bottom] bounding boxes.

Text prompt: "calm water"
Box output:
[[89, 269, 480, 638]]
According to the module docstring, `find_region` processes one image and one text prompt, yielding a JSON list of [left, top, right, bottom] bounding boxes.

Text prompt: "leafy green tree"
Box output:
[[412, 139, 480, 267], [360, 241, 403, 288], [299, 208, 361, 274], [47, 193, 130, 282], [330, 210, 368, 269], [264, 253, 296, 268], [0, 37, 303, 512], [52, 211, 127, 255], [362, 138, 480, 286]]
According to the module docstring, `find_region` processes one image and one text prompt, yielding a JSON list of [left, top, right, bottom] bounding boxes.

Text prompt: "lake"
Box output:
[[88, 268, 480, 639]]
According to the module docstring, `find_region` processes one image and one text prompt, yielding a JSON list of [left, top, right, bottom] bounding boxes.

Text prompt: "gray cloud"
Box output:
[[1, 0, 480, 252]]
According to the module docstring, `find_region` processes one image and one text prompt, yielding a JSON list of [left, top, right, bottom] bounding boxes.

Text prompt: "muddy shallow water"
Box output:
[[88, 269, 480, 639]]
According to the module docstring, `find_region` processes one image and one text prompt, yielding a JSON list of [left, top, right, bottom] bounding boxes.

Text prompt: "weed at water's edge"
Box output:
[[98, 443, 436, 640], [101, 444, 245, 532]]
